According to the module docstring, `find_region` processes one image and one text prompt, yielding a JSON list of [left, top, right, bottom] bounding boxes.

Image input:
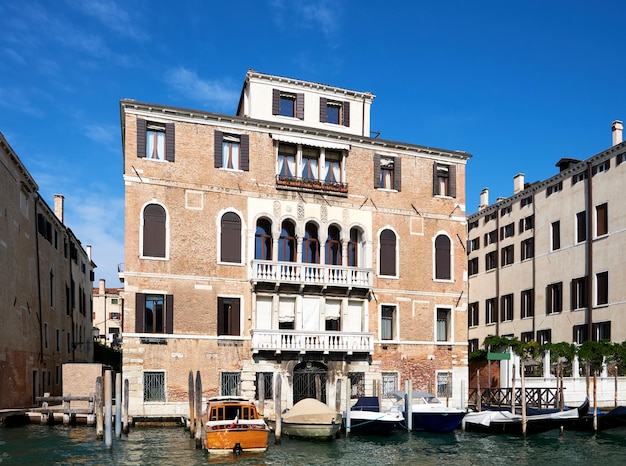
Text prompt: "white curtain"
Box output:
[[345, 300, 363, 332], [222, 140, 239, 169], [256, 296, 272, 329], [326, 300, 341, 320], [147, 130, 165, 160], [278, 298, 295, 323], [278, 155, 295, 177], [325, 160, 340, 183], [302, 297, 320, 331]]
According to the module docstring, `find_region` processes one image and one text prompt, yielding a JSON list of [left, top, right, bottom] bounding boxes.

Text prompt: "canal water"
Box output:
[[2, 425, 626, 465]]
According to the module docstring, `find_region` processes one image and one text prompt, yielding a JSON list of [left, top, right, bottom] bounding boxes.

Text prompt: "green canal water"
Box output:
[[2, 424, 626, 465]]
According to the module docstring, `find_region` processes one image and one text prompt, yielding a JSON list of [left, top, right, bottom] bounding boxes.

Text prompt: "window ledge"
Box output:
[[140, 255, 169, 261]]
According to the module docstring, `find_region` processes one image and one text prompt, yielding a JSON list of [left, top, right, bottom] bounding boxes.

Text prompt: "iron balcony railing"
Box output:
[[251, 329, 374, 355], [251, 260, 373, 288]]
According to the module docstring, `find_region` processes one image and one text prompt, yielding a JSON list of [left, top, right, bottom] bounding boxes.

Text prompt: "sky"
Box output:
[[2, 0, 626, 288]]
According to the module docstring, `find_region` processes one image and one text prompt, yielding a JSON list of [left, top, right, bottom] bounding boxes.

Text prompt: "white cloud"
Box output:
[[66, 0, 148, 41], [165, 67, 239, 110], [269, 0, 340, 40]]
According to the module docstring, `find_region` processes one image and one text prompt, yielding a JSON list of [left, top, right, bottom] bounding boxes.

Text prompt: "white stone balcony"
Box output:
[[250, 329, 374, 355], [251, 260, 373, 288]]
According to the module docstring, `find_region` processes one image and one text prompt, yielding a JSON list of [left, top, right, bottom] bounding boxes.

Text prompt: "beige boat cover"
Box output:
[[282, 398, 341, 424]]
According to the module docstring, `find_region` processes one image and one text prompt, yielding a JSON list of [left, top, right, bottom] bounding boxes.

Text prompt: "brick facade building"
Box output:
[[119, 70, 471, 418]]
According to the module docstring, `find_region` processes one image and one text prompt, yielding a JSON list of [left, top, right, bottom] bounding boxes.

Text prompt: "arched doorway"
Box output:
[[293, 361, 327, 404]]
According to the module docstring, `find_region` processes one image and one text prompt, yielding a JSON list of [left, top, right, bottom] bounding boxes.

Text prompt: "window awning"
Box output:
[[271, 133, 350, 151]]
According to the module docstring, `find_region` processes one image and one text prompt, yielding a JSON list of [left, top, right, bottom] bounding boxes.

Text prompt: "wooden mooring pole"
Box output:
[[345, 378, 351, 437], [104, 370, 112, 448], [95, 376, 103, 439], [188, 371, 195, 437], [123, 378, 130, 435], [275, 374, 282, 444], [194, 371, 203, 449], [115, 373, 122, 438]]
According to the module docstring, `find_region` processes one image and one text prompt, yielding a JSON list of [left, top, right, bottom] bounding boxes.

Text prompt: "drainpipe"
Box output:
[[586, 162, 594, 342]]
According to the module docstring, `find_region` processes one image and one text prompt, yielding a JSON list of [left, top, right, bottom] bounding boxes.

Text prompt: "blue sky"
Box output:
[[2, 0, 626, 287]]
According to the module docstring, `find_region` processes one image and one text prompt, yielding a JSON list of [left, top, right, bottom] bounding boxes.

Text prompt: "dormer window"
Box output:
[[320, 98, 350, 127], [280, 93, 296, 117], [272, 89, 304, 119]]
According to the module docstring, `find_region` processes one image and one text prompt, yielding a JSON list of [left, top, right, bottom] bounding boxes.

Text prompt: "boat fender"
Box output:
[[233, 443, 243, 456]]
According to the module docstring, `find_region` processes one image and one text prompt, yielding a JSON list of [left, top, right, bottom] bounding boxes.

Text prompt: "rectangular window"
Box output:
[[469, 338, 480, 353], [217, 297, 241, 336], [280, 93, 296, 117], [44, 323, 49, 349], [436, 372, 452, 399], [521, 196, 533, 207], [468, 302, 479, 327], [222, 134, 240, 170], [501, 245, 514, 266], [436, 308, 451, 341], [348, 372, 366, 399], [433, 163, 456, 197], [519, 215, 534, 232], [596, 203, 608, 237], [379, 157, 395, 189], [277, 143, 297, 179], [469, 220, 479, 231], [143, 371, 165, 402], [320, 98, 349, 126], [255, 372, 273, 401], [374, 154, 401, 191], [486, 298, 497, 324], [573, 324, 588, 344], [485, 212, 497, 223], [592, 160, 610, 174], [381, 305, 396, 340], [221, 372, 241, 396], [273, 89, 304, 119], [521, 238, 534, 260], [500, 206, 512, 216], [551, 221, 561, 250], [468, 257, 479, 276], [500, 223, 514, 239], [547, 181, 562, 196], [572, 171, 587, 185], [536, 329, 552, 345], [593, 321, 611, 341], [596, 271, 608, 306], [571, 277, 588, 310], [500, 294, 513, 322], [468, 237, 480, 252], [214, 131, 249, 171], [576, 211, 587, 243], [135, 293, 174, 334], [146, 122, 166, 160], [324, 150, 343, 185], [486, 251, 497, 271], [301, 146, 320, 181], [521, 331, 533, 343], [547, 282, 562, 314], [521, 289, 534, 318], [485, 230, 497, 245], [382, 373, 398, 396]]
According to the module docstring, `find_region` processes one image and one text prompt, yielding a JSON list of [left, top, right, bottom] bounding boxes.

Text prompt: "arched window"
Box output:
[[348, 228, 362, 267], [325, 225, 342, 265], [302, 222, 320, 264], [435, 234, 451, 280], [255, 218, 273, 260], [220, 212, 242, 263], [379, 229, 396, 276], [278, 220, 296, 262], [143, 204, 166, 258]]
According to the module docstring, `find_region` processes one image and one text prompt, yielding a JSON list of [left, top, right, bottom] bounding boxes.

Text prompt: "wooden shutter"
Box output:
[[319, 97, 327, 122], [296, 93, 304, 119], [214, 131, 223, 168], [393, 156, 401, 191], [373, 154, 381, 188], [230, 299, 241, 336], [432, 163, 438, 195], [221, 212, 242, 263], [137, 118, 146, 158], [379, 229, 396, 276], [217, 297, 225, 336], [165, 123, 175, 162], [240, 134, 249, 171], [597, 203, 607, 236], [448, 164, 456, 197], [165, 294, 174, 334], [343, 101, 350, 126], [143, 204, 166, 257], [435, 235, 451, 280], [135, 293, 145, 332], [272, 89, 280, 115]]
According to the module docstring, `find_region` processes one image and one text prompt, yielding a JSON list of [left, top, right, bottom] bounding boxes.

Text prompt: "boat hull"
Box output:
[[205, 425, 269, 454], [411, 411, 466, 433], [344, 411, 403, 435], [282, 421, 341, 439]]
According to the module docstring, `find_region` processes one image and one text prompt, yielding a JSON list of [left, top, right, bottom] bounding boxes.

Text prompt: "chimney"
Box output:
[[54, 194, 64, 223], [612, 120, 623, 146], [478, 188, 489, 210], [513, 173, 525, 194], [99, 278, 106, 295], [86, 245, 92, 261]]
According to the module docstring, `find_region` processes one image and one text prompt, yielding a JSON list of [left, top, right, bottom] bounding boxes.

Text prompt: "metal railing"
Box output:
[[251, 329, 374, 354]]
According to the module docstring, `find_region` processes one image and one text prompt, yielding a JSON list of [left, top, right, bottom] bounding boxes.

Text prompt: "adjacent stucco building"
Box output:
[[0, 132, 95, 409], [119, 70, 471, 419]]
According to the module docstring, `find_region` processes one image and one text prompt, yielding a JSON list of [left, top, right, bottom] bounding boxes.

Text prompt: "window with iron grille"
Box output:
[[143, 371, 165, 402], [255, 372, 273, 400], [221, 372, 241, 396], [348, 372, 365, 399], [381, 373, 398, 396], [436, 372, 452, 398]]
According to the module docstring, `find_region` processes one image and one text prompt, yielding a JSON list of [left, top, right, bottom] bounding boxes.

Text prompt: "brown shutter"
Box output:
[[435, 235, 451, 280], [230, 299, 240, 336], [373, 154, 381, 188], [165, 294, 174, 334], [214, 131, 223, 168], [221, 212, 242, 263], [448, 164, 456, 198], [343, 101, 350, 126], [165, 123, 175, 161], [143, 204, 166, 257], [135, 293, 145, 332], [240, 134, 249, 171], [137, 118, 146, 158], [217, 297, 224, 336], [272, 89, 280, 115], [296, 93, 304, 119], [380, 229, 396, 276], [433, 163, 438, 195], [319, 97, 327, 122], [393, 156, 401, 191]]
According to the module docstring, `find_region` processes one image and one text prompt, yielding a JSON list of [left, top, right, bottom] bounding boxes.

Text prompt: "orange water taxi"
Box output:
[[203, 396, 269, 454]]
